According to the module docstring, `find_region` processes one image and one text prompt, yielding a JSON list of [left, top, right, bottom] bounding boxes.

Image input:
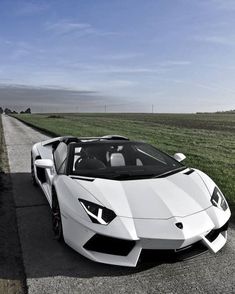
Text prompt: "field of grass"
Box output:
[[15, 113, 235, 204]]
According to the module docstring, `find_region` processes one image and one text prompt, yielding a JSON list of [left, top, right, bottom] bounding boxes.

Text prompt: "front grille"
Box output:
[[205, 221, 229, 242], [83, 234, 136, 256], [141, 241, 207, 263]]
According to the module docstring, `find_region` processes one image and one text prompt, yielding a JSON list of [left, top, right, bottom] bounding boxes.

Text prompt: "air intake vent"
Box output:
[[184, 169, 194, 175], [84, 234, 135, 256]]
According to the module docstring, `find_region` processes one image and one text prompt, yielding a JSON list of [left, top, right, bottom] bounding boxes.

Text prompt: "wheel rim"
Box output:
[[52, 201, 62, 238]]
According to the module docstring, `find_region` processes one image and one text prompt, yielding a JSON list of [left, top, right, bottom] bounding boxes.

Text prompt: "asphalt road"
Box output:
[[2, 114, 235, 294]]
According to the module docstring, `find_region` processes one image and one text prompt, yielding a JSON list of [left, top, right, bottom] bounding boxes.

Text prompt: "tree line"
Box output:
[[0, 107, 31, 114]]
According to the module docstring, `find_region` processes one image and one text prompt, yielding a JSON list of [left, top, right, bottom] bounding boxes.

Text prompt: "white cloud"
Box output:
[[70, 63, 168, 74], [98, 53, 144, 61], [45, 21, 92, 35], [155, 77, 235, 94], [45, 20, 118, 37], [159, 60, 192, 67], [193, 35, 235, 45]]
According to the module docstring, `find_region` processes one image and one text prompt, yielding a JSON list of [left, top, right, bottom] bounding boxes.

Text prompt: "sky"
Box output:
[[0, 0, 235, 113]]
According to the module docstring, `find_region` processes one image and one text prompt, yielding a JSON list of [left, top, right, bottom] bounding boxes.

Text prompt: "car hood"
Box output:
[[75, 169, 212, 219]]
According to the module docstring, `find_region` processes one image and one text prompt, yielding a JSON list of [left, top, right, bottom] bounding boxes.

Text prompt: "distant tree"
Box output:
[[4, 108, 12, 114], [12, 110, 18, 114], [0, 107, 3, 114], [25, 107, 31, 114]]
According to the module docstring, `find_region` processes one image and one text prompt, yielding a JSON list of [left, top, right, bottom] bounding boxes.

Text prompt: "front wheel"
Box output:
[[52, 195, 64, 241]]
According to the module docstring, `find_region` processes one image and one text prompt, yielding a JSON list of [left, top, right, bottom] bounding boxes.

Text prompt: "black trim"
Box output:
[[60, 136, 81, 145], [154, 166, 187, 178], [36, 166, 46, 183], [205, 222, 229, 243], [83, 234, 136, 256], [141, 241, 208, 262], [184, 169, 194, 175], [70, 176, 94, 182]]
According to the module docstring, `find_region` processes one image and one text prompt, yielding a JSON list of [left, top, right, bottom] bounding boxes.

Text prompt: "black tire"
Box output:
[[52, 193, 64, 242], [31, 154, 38, 186]]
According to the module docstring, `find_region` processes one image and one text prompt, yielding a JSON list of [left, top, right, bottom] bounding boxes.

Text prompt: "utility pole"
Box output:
[[152, 104, 154, 114]]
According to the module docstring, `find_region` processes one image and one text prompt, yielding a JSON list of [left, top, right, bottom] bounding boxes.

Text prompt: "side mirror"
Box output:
[[35, 159, 54, 169], [173, 153, 186, 162]]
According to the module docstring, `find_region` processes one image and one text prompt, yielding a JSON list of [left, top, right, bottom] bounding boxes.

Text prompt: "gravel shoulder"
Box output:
[[0, 115, 26, 294], [2, 114, 235, 294]]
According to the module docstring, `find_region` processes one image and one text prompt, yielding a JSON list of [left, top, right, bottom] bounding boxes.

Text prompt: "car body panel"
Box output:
[[74, 170, 213, 219]]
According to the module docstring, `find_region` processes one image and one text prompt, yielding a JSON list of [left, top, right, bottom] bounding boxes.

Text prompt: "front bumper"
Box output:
[[62, 205, 231, 267]]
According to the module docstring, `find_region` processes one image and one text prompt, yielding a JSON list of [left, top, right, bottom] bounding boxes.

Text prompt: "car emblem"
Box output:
[[175, 222, 183, 229]]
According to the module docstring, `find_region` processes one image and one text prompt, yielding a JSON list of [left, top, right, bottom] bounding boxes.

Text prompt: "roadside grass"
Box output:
[[14, 113, 235, 205]]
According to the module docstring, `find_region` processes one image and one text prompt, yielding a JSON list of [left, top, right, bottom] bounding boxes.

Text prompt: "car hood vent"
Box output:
[[184, 169, 194, 175]]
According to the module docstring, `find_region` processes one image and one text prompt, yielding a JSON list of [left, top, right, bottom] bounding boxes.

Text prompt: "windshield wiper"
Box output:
[[153, 166, 187, 178]]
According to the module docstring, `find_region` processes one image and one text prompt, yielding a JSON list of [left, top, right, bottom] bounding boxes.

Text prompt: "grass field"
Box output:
[[15, 113, 235, 204]]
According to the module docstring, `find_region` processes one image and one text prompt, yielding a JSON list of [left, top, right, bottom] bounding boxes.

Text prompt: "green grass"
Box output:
[[14, 113, 235, 204]]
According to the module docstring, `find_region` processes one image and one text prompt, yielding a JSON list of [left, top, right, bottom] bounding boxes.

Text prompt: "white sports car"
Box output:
[[31, 135, 231, 267]]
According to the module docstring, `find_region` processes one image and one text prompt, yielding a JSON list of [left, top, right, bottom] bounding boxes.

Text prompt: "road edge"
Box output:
[[11, 115, 56, 138], [0, 114, 28, 294]]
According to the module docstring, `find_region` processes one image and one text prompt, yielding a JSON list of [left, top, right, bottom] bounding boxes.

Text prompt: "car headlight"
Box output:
[[211, 187, 228, 211], [79, 199, 116, 225]]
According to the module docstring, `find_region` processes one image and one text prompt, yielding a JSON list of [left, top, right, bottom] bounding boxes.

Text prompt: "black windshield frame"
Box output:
[[66, 141, 186, 180]]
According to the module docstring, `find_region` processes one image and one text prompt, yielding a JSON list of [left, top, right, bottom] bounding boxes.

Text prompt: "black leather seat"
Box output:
[[75, 158, 106, 170]]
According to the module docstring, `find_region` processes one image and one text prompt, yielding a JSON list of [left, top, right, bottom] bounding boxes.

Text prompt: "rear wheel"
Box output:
[[31, 154, 38, 186], [52, 193, 64, 241]]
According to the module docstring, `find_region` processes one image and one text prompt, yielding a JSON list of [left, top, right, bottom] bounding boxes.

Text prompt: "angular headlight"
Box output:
[[79, 199, 116, 225], [211, 187, 228, 211]]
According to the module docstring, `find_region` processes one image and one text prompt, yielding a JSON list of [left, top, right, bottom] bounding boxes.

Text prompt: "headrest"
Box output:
[[110, 153, 125, 167]]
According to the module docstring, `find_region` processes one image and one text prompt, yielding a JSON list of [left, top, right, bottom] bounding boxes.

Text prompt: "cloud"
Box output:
[[70, 63, 168, 74], [61, 59, 191, 75], [45, 21, 92, 35], [193, 35, 235, 46], [0, 83, 103, 110], [45, 20, 118, 37], [58, 60, 191, 74], [160, 60, 191, 66], [98, 53, 144, 61], [155, 77, 235, 94]]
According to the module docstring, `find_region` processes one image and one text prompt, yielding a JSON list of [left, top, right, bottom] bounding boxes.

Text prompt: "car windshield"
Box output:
[[69, 141, 185, 180]]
